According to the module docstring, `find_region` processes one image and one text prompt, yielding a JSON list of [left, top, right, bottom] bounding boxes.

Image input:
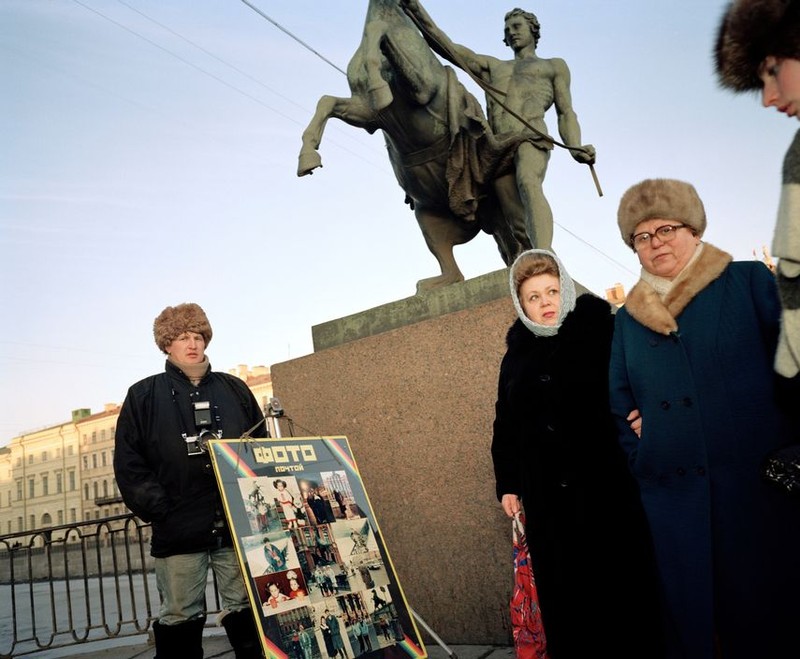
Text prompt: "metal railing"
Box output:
[[0, 514, 223, 657]]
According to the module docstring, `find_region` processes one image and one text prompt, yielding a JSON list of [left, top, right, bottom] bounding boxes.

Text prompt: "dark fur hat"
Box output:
[[715, 0, 800, 91], [153, 303, 213, 353], [617, 179, 706, 247]]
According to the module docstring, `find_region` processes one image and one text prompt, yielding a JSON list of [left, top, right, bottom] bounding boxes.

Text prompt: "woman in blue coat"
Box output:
[[610, 178, 800, 659]]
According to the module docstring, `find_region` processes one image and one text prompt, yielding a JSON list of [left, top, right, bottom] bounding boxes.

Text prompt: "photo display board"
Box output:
[[208, 436, 427, 659]]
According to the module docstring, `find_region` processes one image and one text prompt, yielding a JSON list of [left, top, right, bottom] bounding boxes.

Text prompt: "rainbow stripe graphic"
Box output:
[[213, 440, 258, 478], [398, 635, 426, 658], [322, 437, 359, 478], [262, 639, 288, 659]]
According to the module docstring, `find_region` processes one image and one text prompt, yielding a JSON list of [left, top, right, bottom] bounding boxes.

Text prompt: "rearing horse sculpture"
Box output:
[[297, 0, 529, 292]]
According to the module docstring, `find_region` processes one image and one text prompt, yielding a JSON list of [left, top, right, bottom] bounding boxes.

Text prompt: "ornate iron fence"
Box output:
[[0, 514, 222, 657]]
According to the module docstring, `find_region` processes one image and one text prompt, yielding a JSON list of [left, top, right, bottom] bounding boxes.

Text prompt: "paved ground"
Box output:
[[26, 628, 514, 659]]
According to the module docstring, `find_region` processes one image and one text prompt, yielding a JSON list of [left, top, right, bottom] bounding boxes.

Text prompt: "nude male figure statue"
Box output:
[[402, 1, 596, 250]]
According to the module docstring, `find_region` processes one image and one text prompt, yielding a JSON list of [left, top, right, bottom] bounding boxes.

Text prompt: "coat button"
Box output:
[[559, 480, 568, 488], [539, 374, 551, 382], [212, 529, 219, 535], [660, 401, 671, 410], [546, 424, 555, 432], [676, 467, 686, 476]]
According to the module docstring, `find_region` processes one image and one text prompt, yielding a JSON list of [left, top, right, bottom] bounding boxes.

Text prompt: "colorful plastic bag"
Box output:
[[510, 513, 548, 659]]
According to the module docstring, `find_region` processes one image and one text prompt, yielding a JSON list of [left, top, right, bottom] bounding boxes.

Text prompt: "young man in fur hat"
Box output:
[[715, 0, 800, 380], [114, 303, 267, 658]]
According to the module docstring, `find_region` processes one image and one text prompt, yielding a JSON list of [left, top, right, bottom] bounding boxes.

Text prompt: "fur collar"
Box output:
[[624, 243, 733, 334]]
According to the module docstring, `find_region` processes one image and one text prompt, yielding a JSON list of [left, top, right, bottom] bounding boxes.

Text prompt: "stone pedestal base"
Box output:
[[272, 270, 531, 643]]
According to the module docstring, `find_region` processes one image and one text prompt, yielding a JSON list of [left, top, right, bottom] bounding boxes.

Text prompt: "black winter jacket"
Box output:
[[114, 360, 266, 557], [492, 293, 663, 658]]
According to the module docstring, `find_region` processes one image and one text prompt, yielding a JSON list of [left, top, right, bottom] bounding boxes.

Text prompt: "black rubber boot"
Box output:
[[153, 617, 205, 659], [221, 609, 264, 659]]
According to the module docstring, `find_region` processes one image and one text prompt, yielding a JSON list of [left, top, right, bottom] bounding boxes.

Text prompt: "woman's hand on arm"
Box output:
[[501, 494, 521, 518], [627, 409, 642, 438]]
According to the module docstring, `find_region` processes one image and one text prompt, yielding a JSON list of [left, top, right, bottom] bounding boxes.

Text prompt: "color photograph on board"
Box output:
[[208, 436, 427, 659]]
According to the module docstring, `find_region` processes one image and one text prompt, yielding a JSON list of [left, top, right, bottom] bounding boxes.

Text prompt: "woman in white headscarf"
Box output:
[[492, 249, 663, 659]]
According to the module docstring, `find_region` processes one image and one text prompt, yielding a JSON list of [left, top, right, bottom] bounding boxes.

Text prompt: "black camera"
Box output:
[[184, 429, 219, 456], [184, 401, 218, 456]]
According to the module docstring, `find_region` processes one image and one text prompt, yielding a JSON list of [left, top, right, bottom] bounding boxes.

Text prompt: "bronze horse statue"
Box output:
[[297, 0, 529, 292]]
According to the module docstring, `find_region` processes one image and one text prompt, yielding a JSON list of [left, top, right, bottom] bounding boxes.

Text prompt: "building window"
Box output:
[[67, 445, 74, 456], [92, 431, 97, 443], [83, 456, 88, 470], [56, 472, 63, 494], [28, 455, 33, 465], [92, 454, 97, 469], [16, 457, 21, 467], [56, 447, 62, 458], [69, 470, 76, 491], [102, 480, 108, 497], [84, 512, 90, 521], [17, 517, 23, 532], [102, 452, 107, 467], [84, 484, 89, 501], [42, 474, 48, 496], [101, 429, 106, 441], [93, 482, 99, 500], [28, 478, 34, 499], [29, 514, 35, 530], [41, 450, 48, 462], [16, 480, 22, 501], [57, 510, 64, 525]]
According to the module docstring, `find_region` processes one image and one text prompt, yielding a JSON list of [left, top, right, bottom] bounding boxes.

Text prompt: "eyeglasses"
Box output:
[[630, 223, 687, 250]]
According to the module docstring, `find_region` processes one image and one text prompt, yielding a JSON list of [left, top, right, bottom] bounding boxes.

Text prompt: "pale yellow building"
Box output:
[[2, 415, 82, 537], [0, 366, 272, 539]]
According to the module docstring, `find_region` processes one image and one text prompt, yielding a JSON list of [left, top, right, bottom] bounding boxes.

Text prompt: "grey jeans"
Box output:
[[154, 546, 249, 625]]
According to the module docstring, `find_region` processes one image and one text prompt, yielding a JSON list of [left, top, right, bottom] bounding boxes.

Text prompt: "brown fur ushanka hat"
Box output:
[[153, 303, 213, 353], [715, 0, 800, 91], [617, 179, 707, 247]]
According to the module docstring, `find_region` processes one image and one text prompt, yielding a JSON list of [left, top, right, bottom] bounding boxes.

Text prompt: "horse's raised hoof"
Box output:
[[415, 273, 464, 294], [368, 83, 393, 111], [297, 150, 323, 177]]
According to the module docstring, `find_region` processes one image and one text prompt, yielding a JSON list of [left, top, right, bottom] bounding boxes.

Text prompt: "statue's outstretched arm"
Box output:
[[400, 0, 490, 80]]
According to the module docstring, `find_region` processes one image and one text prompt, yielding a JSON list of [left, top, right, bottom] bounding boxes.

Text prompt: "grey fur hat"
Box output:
[[715, 0, 800, 91], [617, 179, 707, 247], [153, 302, 213, 353]]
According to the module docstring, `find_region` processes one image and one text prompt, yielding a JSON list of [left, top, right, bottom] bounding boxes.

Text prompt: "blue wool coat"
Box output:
[[609, 245, 800, 659]]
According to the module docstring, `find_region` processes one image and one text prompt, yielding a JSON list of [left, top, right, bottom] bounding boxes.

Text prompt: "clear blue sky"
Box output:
[[1, 0, 796, 441]]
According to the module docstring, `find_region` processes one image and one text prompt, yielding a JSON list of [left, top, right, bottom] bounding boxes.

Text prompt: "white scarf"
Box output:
[[509, 249, 577, 337]]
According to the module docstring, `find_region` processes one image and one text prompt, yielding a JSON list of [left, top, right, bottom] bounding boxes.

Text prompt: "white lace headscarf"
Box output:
[[509, 249, 577, 337]]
